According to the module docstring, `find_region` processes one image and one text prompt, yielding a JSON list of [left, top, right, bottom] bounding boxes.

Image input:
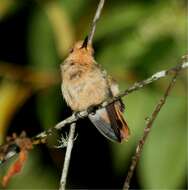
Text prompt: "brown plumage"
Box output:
[[60, 40, 130, 142]]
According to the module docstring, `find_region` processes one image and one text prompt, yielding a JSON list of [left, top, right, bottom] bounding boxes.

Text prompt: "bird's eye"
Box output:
[[69, 48, 73, 53]]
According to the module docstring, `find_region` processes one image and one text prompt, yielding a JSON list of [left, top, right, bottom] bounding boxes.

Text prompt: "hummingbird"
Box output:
[[60, 37, 130, 142]]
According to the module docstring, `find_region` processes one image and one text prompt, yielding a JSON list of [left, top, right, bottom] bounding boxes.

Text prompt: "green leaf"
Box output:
[[0, 0, 22, 20], [28, 7, 58, 70], [28, 7, 61, 129], [110, 89, 159, 175], [138, 94, 186, 188], [96, 1, 186, 79], [60, 0, 87, 21], [95, 4, 147, 41]]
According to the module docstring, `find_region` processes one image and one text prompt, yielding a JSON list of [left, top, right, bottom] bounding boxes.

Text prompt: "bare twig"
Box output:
[[54, 57, 188, 129], [57, 2, 106, 186], [59, 123, 76, 190], [88, 0, 105, 45], [123, 68, 181, 190], [0, 57, 187, 165]]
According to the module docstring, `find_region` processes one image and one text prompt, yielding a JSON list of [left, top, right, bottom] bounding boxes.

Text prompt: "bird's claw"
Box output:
[[73, 112, 82, 119], [87, 105, 97, 115]]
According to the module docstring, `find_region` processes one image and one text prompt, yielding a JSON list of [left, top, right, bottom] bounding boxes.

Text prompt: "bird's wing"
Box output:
[[89, 102, 129, 142], [89, 64, 130, 142]]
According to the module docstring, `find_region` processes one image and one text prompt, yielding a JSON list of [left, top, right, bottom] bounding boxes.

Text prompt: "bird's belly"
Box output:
[[62, 71, 108, 111]]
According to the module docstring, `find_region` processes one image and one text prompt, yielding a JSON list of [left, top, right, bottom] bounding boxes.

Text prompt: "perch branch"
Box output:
[[59, 123, 76, 190], [0, 55, 187, 165], [123, 67, 181, 189], [59, 1, 105, 188], [88, 0, 105, 45]]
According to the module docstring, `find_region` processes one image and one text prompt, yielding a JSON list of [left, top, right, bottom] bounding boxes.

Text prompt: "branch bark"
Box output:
[[123, 65, 182, 189], [88, 0, 105, 45], [59, 123, 76, 190], [0, 56, 187, 165]]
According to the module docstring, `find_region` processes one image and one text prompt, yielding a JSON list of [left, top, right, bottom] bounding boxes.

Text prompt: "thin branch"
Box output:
[[58, 2, 106, 187], [54, 57, 188, 128], [59, 123, 76, 190], [0, 56, 187, 165], [123, 69, 181, 190], [88, 0, 105, 45]]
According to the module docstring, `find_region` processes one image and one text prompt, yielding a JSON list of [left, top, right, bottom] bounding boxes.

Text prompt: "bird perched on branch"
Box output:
[[60, 37, 130, 142]]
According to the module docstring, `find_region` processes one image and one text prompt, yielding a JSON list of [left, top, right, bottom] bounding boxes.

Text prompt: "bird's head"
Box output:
[[66, 37, 95, 65]]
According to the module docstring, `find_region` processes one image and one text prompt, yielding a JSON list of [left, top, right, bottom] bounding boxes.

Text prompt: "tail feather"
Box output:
[[106, 103, 122, 142], [89, 108, 119, 142], [114, 102, 130, 140], [89, 100, 130, 143]]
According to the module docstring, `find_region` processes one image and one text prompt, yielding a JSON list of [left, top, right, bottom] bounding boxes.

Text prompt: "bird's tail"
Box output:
[[88, 101, 130, 142]]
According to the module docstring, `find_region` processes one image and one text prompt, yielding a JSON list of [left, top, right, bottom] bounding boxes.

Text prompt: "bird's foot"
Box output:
[[87, 105, 98, 115]]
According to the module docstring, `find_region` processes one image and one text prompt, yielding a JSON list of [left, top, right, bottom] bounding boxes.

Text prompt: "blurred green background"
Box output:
[[0, 0, 187, 189]]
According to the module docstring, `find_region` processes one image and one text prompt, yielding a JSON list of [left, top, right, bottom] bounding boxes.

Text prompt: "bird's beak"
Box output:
[[81, 36, 88, 49]]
